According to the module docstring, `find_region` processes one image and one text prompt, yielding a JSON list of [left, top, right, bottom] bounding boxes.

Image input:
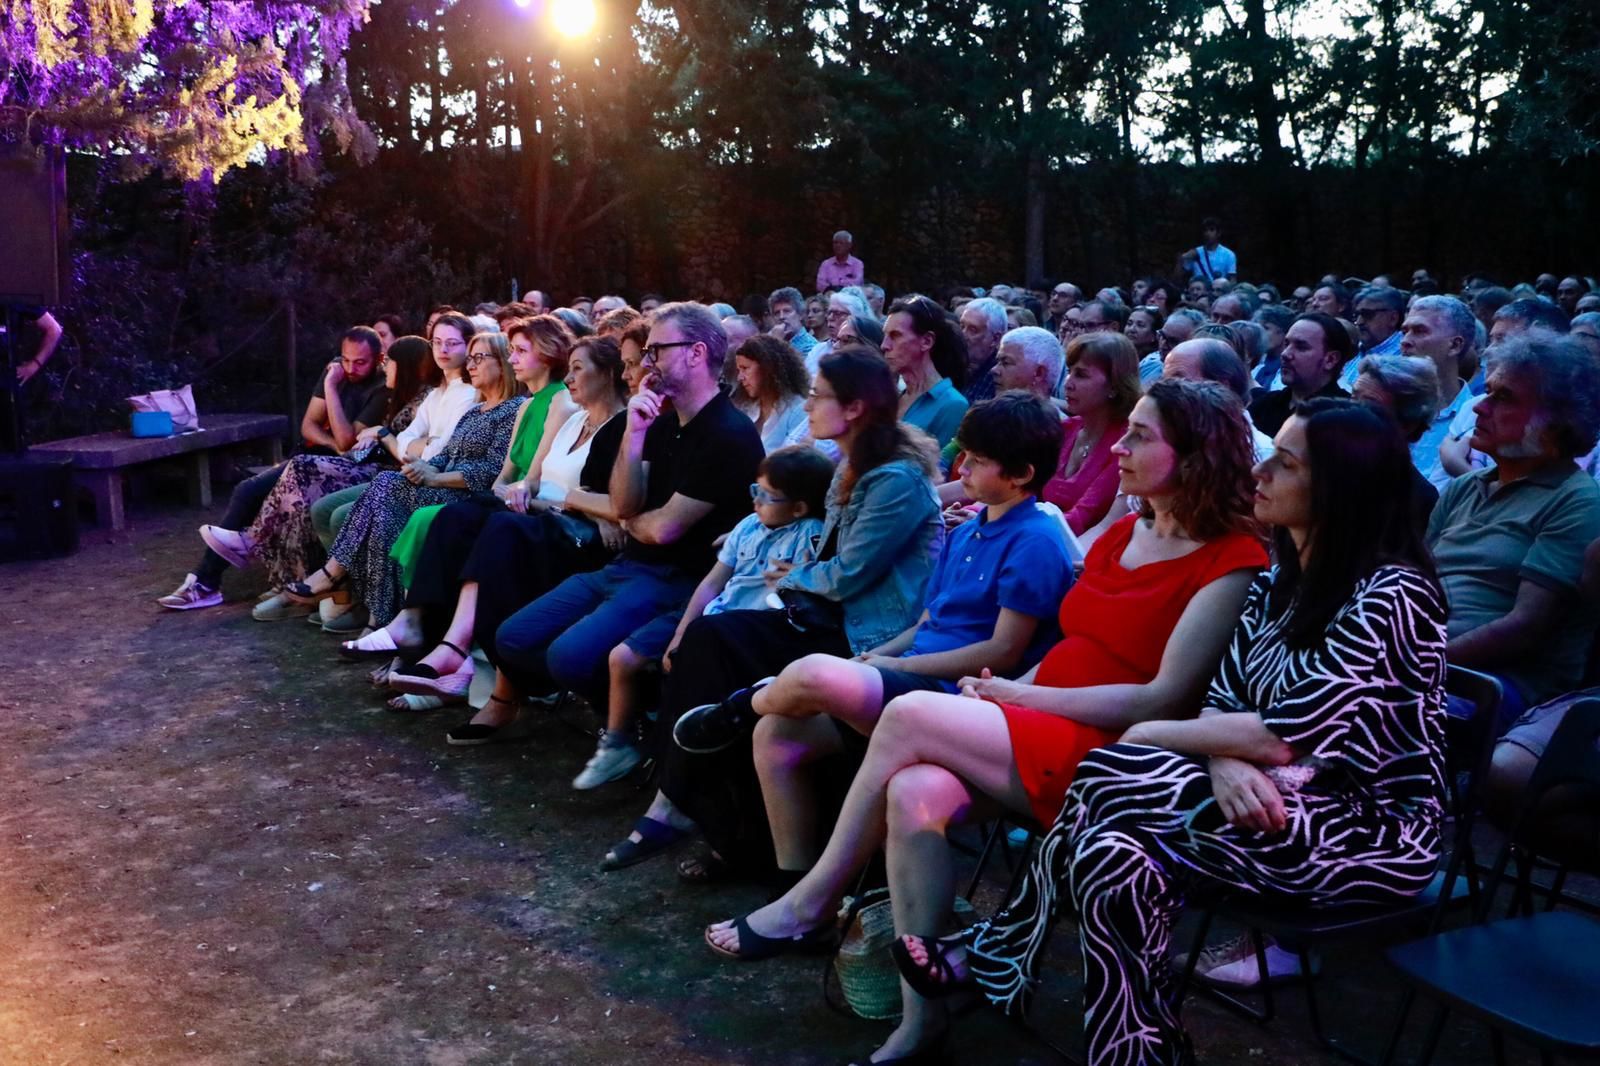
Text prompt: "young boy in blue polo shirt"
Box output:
[[573, 445, 835, 790], [673, 392, 1075, 768]]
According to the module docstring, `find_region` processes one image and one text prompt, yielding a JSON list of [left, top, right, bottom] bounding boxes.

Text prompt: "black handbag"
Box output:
[[777, 524, 843, 634]]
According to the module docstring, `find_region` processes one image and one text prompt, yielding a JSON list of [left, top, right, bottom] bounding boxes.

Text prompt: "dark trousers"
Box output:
[[194, 463, 286, 586], [655, 609, 851, 874], [465, 509, 610, 669], [494, 557, 696, 706]]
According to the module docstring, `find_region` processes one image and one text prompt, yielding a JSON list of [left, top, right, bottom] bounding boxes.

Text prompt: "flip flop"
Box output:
[[600, 816, 687, 871], [890, 935, 971, 1000]]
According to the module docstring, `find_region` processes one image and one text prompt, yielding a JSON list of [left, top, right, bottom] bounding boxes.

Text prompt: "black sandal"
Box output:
[[890, 934, 971, 1000], [284, 567, 345, 605], [704, 913, 837, 961], [445, 695, 528, 747], [391, 641, 469, 680], [600, 816, 687, 871]]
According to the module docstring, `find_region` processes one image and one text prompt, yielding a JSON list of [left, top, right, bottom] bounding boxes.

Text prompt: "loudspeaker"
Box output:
[[0, 455, 80, 562], [0, 145, 69, 305]]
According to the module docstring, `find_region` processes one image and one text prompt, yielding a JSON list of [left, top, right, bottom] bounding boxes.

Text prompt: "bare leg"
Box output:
[[412, 581, 479, 674], [379, 607, 427, 649], [606, 643, 647, 734], [300, 557, 346, 593], [753, 653, 887, 734], [707, 691, 1030, 954], [467, 669, 520, 727], [876, 763, 993, 1059], [754, 715, 846, 871]]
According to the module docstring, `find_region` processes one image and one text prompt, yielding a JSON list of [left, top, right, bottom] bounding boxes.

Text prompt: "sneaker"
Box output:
[[671, 677, 776, 754], [252, 591, 313, 622], [1175, 934, 1312, 989], [157, 574, 222, 611], [198, 525, 254, 569], [573, 735, 644, 790]]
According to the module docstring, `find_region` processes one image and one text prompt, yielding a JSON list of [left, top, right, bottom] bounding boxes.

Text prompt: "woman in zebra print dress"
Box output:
[[897, 398, 1449, 1065]]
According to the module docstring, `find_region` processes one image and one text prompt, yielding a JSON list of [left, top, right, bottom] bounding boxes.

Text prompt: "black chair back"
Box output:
[[1479, 697, 1600, 920]]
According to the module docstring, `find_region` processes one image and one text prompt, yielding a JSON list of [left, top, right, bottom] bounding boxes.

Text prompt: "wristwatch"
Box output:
[[375, 426, 392, 439]]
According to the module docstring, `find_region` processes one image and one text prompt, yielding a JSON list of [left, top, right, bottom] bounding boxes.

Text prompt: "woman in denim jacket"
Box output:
[[602, 347, 942, 876]]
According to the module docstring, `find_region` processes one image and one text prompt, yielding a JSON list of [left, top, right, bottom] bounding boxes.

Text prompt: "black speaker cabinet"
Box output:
[[0, 455, 79, 562], [0, 144, 69, 306]]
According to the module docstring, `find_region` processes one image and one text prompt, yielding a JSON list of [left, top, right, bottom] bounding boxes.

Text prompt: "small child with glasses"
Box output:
[[573, 445, 835, 790]]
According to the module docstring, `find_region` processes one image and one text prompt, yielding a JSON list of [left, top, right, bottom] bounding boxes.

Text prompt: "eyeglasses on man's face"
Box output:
[[641, 339, 695, 364]]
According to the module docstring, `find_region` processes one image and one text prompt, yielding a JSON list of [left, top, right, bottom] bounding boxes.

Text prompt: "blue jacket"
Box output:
[[779, 437, 942, 654]]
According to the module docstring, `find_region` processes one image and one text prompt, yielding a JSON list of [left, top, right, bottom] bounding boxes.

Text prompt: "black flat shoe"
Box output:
[[704, 912, 836, 961], [391, 640, 469, 679], [445, 696, 528, 746], [672, 677, 774, 754]]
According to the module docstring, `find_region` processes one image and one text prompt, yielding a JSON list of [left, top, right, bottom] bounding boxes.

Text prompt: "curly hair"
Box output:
[[507, 314, 577, 378], [1134, 379, 1265, 543], [733, 334, 810, 404]]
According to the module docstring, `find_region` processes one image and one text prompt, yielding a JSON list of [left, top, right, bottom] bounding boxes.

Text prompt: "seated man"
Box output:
[[445, 302, 764, 743], [1247, 311, 1352, 436], [1428, 332, 1600, 731], [158, 326, 388, 610]]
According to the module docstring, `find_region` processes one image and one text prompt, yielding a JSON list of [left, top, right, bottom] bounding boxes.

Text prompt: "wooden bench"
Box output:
[[30, 413, 288, 531]]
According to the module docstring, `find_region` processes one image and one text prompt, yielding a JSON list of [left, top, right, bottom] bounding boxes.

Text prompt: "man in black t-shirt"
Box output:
[[448, 302, 764, 744], [158, 326, 388, 610], [2, 302, 63, 453]]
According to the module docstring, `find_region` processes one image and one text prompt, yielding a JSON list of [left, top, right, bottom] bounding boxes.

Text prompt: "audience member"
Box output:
[[1179, 216, 1238, 286], [767, 286, 816, 357], [1339, 284, 1407, 389], [1400, 294, 1479, 488], [1044, 333, 1141, 532], [158, 326, 390, 611], [817, 230, 865, 292], [958, 298, 1008, 403], [730, 335, 813, 452], [1252, 304, 1294, 391], [1352, 354, 1443, 529], [1249, 312, 1353, 436], [883, 294, 970, 450], [932, 399, 1445, 1065]]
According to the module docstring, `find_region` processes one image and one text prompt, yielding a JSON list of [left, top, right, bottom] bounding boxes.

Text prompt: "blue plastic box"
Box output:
[[130, 411, 174, 438]]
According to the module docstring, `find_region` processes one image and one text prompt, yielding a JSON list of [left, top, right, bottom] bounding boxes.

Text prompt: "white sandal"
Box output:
[[338, 627, 421, 661]]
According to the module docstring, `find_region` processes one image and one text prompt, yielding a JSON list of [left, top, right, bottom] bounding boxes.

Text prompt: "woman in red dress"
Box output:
[[703, 379, 1268, 1066]]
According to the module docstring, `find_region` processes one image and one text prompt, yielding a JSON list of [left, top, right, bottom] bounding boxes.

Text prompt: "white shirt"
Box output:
[[395, 377, 479, 461], [535, 409, 617, 502], [745, 394, 813, 454]]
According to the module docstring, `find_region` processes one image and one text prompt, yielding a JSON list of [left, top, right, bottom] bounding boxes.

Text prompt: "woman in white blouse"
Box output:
[[732, 334, 813, 453]]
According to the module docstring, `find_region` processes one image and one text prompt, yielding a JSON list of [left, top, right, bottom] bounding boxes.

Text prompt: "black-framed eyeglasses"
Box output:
[[465, 352, 491, 367], [750, 483, 790, 504], [641, 340, 695, 363]]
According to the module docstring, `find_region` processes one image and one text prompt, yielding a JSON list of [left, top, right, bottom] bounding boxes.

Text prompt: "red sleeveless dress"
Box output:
[[1002, 514, 1268, 827]]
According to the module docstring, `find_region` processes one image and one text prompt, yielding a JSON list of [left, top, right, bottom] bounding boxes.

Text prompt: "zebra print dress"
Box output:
[[963, 564, 1449, 1066]]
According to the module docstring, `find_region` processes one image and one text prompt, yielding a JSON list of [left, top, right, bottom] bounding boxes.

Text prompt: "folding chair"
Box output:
[[1172, 665, 1505, 1063], [1379, 697, 1600, 1066]]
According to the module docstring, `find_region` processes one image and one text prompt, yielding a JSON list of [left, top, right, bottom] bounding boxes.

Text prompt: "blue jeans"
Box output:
[[494, 557, 697, 704]]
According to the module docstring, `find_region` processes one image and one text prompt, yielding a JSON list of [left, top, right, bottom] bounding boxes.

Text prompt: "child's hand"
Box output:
[[764, 561, 795, 587]]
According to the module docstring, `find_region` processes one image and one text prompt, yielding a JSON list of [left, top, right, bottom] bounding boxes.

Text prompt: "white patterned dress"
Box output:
[[963, 565, 1449, 1066]]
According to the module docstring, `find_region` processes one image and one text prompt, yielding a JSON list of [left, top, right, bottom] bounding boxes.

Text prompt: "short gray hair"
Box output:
[[1000, 326, 1065, 386], [1168, 307, 1208, 330], [1409, 295, 1477, 349], [1228, 320, 1267, 369], [1492, 332, 1600, 458], [828, 290, 872, 320], [1169, 338, 1251, 402], [769, 286, 805, 312], [833, 229, 853, 243], [1253, 304, 1294, 333], [1354, 285, 1407, 313], [651, 301, 730, 375], [1358, 355, 1440, 439], [964, 297, 1008, 339]]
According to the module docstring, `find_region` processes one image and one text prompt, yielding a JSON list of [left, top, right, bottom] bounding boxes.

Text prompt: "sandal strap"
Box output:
[[438, 640, 469, 660]]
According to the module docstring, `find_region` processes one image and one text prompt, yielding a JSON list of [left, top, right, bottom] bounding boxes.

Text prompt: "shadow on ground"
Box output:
[[0, 496, 1542, 1065]]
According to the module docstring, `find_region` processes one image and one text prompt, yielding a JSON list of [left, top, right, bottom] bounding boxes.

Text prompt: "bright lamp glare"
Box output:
[[550, 0, 596, 36], [513, 0, 533, 7]]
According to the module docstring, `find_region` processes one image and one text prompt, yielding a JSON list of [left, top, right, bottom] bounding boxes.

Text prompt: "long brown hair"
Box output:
[[384, 335, 436, 423], [1135, 379, 1264, 543], [819, 345, 905, 504]]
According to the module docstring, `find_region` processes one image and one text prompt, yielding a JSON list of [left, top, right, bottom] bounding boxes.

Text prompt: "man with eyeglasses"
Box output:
[[1044, 283, 1082, 334], [478, 303, 765, 745], [1338, 284, 1406, 390], [159, 325, 388, 610]]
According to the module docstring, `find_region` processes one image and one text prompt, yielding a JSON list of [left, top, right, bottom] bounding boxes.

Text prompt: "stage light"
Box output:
[[550, 0, 596, 37]]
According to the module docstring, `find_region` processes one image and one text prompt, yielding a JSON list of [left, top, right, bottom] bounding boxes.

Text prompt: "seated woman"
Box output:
[[601, 346, 943, 872], [285, 332, 526, 616], [673, 392, 1074, 883], [1125, 303, 1164, 379], [198, 334, 437, 620], [1037, 332, 1140, 534], [380, 315, 580, 622], [898, 399, 1449, 1066], [731, 334, 813, 453], [700, 380, 1265, 1066], [356, 337, 632, 703]]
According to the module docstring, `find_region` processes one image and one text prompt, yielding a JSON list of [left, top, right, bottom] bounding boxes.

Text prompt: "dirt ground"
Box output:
[[0, 488, 1546, 1065]]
